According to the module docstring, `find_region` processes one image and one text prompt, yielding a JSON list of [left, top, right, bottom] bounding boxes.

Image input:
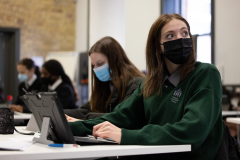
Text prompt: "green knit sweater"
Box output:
[[69, 62, 223, 159]]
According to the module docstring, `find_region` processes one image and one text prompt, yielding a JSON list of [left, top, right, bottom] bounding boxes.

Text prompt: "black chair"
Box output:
[[215, 120, 240, 160]]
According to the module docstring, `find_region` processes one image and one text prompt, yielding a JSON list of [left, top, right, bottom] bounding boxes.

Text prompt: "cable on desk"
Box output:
[[14, 127, 35, 135]]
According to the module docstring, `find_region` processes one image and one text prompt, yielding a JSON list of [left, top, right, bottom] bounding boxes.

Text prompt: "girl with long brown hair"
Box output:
[[65, 36, 144, 120], [68, 14, 224, 159]]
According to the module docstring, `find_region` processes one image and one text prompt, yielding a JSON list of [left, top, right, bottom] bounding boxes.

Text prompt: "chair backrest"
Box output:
[[214, 120, 240, 160]]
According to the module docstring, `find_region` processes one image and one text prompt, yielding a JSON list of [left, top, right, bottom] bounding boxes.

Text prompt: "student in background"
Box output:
[[65, 36, 145, 120], [222, 85, 240, 138], [9, 58, 42, 113], [41, 59, 77, 109], [67, 14, 224, 159]]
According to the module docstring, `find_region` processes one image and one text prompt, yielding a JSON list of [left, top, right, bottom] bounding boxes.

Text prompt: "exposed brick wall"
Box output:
[[0, 0, 75, 59]]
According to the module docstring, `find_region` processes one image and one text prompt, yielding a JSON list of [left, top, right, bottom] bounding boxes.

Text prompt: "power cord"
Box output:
[[14, 127, 35, 135]]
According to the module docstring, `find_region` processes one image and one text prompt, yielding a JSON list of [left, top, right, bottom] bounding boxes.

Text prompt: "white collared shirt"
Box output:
[[25, 74, 37, 89], [48, 76, 63, 91]]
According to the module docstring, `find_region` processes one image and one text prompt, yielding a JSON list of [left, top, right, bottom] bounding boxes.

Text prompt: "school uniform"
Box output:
[[64, 76, 144, 120], [69, 62, 223, 159], [15, 74, 42, 113], [41, 77, 76, 109]]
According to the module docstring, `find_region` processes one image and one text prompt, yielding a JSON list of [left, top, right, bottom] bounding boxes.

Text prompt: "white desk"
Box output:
[[0, 127, 191, 160], [226, 117, 240, 124], [222, 111, 240, 116], [14, 112, 32, 119]]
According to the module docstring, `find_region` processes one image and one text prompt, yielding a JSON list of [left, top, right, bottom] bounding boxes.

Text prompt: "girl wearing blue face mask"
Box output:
[[65, 36, 145, 120], [9, 58, 42, 113]]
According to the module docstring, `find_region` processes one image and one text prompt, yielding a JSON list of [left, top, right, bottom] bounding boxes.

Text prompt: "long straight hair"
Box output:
[[143, 14, 196, 98], [42, 59, 78, 101], [89, 36, 145, 113]]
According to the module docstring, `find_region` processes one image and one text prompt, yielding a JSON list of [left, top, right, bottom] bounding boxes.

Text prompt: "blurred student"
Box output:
[[65, 36, 145, 120], [9, 58, 42, 113], [67, 14, 224, 159], [41, 59, 77, 109]]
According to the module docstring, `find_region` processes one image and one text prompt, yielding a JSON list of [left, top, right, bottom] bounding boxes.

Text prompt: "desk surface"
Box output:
[[226, 117, 240, 124], [222, 111, 240, 116], [0, 127, 191, 160], [14, 112, 32, 119], [16, 111, 239, 120]]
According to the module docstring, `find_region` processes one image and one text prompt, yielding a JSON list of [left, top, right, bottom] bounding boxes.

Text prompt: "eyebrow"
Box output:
[[163, 27, 188, 36]]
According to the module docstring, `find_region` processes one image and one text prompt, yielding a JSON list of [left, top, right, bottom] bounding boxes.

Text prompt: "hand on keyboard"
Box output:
[[65, 114, 83, 122], [92, 121, 121, 144]]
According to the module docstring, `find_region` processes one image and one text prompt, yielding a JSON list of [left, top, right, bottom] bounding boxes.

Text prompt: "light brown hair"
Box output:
[[143, 14, 196, 98], [89, 36, 145, 113]]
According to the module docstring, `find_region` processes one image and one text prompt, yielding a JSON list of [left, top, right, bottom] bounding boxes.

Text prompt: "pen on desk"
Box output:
[[48, 144, 79, 148]]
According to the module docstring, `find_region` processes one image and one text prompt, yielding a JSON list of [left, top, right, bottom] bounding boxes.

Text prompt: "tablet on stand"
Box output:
[[21, 91, 76, 145]]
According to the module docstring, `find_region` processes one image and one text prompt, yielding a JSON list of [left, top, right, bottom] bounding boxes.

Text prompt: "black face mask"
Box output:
[[161, 38, 192, 64], [41, 76, 53, 85]]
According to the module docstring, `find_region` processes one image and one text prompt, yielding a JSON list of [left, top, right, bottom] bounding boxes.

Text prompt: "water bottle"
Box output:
[[7, 95, 13, 105]]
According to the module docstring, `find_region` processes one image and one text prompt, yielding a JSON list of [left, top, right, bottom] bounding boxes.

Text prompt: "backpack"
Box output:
[[0, 104, 14, 134]]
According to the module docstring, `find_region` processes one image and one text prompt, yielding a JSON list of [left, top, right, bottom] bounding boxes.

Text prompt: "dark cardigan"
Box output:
[[41, 82, 77, 110], [15, 77, 42, 113], [64, 76, 144, 120]]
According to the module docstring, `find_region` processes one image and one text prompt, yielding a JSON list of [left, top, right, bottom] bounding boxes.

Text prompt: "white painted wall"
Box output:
[[75, 0, 89, 106], [89, 0, 125, 48], [75, 0, 88, 53], [215, 0, 240, 85], [125, 0, 160, 71]]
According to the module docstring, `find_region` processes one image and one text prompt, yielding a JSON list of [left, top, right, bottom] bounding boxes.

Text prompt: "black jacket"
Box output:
[[64, 76, 144, 120], [41, 82, 76, 110], [15, 77, 42, 113]]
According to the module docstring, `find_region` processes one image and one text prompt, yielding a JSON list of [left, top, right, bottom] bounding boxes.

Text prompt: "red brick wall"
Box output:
[[0, 0, 75, 58]]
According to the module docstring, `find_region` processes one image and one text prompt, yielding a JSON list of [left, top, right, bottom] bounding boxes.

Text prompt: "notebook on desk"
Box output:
[[20, 91, 117, 145]]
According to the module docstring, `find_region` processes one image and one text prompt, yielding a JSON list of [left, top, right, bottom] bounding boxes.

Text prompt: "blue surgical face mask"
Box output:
[[93, 64, 112, 82], [18, 74, 28, 82]]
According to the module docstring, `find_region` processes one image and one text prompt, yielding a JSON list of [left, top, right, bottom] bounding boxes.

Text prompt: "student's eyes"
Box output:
[[96, 62, 104, 67], [166, 34, 173, 39], [92, 62, 104, 68], [165, 31, 189, 40], [182, 31, 189, 37]]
